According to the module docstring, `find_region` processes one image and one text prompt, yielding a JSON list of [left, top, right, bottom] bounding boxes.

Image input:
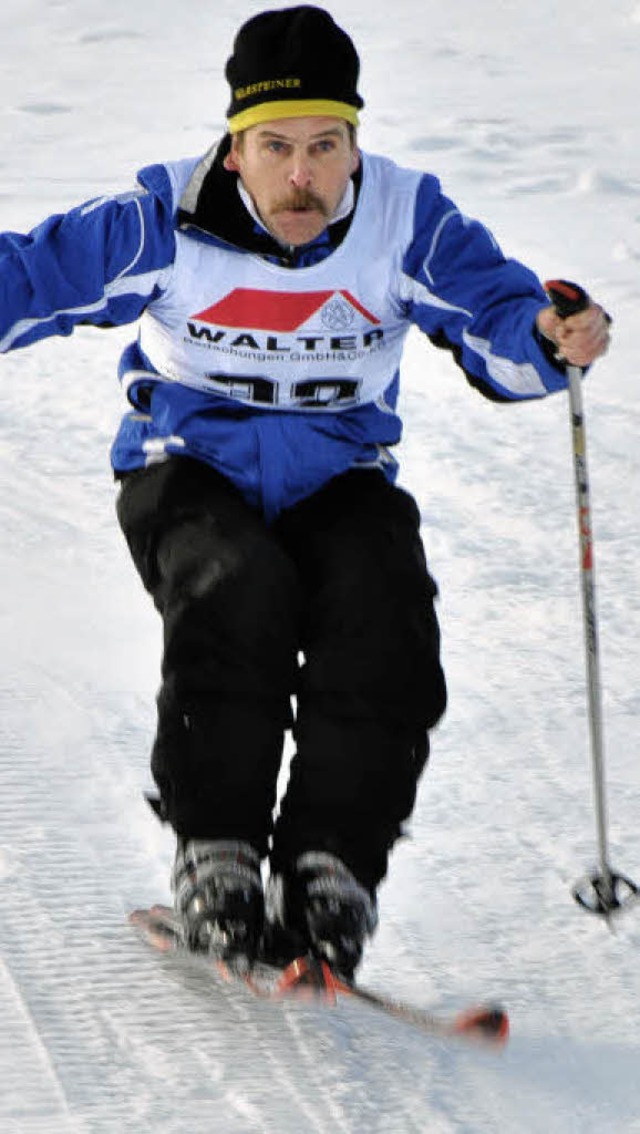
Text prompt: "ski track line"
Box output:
[[148, 947, 337, 1134], [0, 956, 87, 1134], [231, 993, 332, 1134], [277, 1003, 352, 1134], [188, 988, 275, 1134]]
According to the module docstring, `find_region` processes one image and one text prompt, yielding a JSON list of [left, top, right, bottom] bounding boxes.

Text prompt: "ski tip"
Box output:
[[452, 1005, 510, 1047], [129, 904, 173, 925], [128, 906, 180, 953]]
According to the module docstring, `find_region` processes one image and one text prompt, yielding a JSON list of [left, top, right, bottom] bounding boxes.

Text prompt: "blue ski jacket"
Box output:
[[0, 139, 567, 519]]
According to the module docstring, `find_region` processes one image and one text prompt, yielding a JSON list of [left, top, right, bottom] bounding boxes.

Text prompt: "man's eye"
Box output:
[[314, 141, 335, 154], [267, 141, 287, 154]]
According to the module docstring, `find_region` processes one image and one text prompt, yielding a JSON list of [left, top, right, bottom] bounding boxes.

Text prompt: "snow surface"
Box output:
[[2, 0, 640, 1130]]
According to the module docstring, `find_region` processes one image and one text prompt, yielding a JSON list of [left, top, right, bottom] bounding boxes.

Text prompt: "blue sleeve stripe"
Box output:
[[401, 271, 473, 319], [462, 330, 548, 397], [115, 196, 146, 279], [0, 266, 168, 352], [421, 208, 459, 285]]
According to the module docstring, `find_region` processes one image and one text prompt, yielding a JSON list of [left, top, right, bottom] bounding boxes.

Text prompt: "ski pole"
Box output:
[[545, 280, 638, 918]]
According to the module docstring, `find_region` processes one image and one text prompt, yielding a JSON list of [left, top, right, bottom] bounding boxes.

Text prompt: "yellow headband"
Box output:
[[228, 98, 360, 134]]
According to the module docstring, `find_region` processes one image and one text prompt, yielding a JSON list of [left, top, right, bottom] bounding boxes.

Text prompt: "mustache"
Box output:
[[273, 189, 328, 215]]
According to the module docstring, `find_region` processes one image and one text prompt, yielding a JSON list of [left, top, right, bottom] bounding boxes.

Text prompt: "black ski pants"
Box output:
[[116, 457, 447, 890]]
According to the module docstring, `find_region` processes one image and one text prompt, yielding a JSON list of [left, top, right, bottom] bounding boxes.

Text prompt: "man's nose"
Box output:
[[288, 156, 313, 188]]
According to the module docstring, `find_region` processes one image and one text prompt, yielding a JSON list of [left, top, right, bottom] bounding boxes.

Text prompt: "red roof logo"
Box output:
[[190, 289, 380, 332]]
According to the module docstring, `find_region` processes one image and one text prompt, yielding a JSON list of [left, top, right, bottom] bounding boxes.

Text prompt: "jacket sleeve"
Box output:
[[0, 163, 177, 354], [400, 174, 567, 401]]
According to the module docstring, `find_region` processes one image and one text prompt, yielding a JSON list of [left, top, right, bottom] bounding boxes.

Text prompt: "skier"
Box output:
[[0, 5, 610, 977]]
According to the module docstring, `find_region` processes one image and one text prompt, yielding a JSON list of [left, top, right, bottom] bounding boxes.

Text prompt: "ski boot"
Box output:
[[172, 839, 264, 967], [264, 851, 378, 980]]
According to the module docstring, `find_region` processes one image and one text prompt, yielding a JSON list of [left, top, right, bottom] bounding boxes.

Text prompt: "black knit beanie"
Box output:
[[225, 6, 364, 134]]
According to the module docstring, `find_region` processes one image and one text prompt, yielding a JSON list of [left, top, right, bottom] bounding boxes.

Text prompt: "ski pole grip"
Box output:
[[545, 279, 590, 320]]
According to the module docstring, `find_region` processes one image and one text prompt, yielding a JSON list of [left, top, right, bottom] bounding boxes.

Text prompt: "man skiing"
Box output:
[[0, 5, 609, 977]]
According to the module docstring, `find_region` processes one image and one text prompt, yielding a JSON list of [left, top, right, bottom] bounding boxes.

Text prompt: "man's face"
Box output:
[[224, 116, 360, 247]]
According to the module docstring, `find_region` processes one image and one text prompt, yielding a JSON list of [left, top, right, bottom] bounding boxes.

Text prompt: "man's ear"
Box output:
[[223, 139, 241, 173], [350, 146, 361, 176]]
